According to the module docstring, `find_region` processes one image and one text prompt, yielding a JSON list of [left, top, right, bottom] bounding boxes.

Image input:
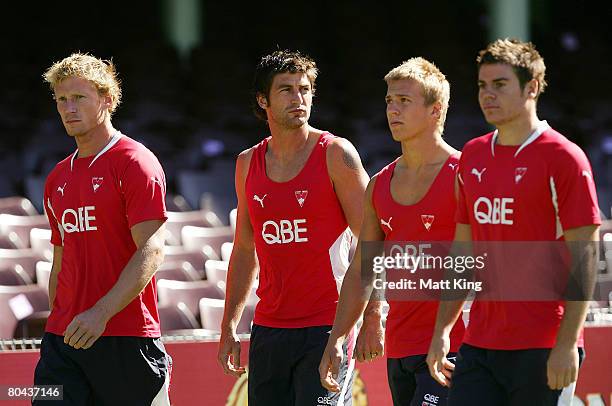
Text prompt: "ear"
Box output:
[[102, 94, 113, 109], [430, 101, 442, 120], [525, 79, 539, 99], [256, 94, 268, 109]]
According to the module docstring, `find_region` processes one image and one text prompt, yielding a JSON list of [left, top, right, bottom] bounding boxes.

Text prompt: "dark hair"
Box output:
[[252, 50, 318, 121], [477, 38, 547, 97]]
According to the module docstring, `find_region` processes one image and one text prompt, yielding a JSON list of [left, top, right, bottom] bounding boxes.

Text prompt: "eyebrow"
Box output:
[[478, 77, 510, 83]]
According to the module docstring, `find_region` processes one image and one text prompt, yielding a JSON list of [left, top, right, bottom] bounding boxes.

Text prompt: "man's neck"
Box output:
[[267, 123, 311, 162], [399, 132, 453, 170], [75, 120, 116, 158], [496, 110, 541, 146]]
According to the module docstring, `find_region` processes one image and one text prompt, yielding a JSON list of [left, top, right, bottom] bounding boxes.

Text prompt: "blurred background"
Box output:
[[0, 0, 610, 216]]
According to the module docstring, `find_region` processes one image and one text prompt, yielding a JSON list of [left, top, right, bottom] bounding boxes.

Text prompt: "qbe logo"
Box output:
[[473, 197, 514, 225], [261, 219, 308, 244], [317, 396, 334, 405], [61, 206, 98, 233]]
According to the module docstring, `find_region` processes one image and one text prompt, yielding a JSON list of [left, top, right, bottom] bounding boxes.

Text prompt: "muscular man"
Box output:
[[34, 53, 171, 405], [217, 50, 369, 405]]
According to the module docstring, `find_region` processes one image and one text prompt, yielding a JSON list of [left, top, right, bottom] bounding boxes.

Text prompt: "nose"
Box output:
[[387, 102, 399, 115], [290, 88, 304, 105], [479, 86, 496, 100]]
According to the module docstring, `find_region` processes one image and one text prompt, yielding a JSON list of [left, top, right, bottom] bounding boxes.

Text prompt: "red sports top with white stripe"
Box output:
[[456, 121, 601, 350], [44, 133, 167, 337], [246, 132, 351, 328], [372, 154, 465, 358]]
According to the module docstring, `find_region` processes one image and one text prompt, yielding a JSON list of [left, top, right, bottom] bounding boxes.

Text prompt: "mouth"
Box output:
[[482, 106, 498, 111], [389, 121, 403, 126], [288, 109, 306, 114], [65, 119, 81, 124]]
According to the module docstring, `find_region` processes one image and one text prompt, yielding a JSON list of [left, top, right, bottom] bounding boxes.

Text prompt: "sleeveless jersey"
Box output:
[[372, 154, 465, 358], [245, 132, 352, 328]]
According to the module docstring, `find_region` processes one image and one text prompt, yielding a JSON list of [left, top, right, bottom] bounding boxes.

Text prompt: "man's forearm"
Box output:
[[433, 300, 465, 337], [329, 264, 372, 341], [48, 267, 59, 310], [221, 248, 257, 331], [95, 242, 164, 320]]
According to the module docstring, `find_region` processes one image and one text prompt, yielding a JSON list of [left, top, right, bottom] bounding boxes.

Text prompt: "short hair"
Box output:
[[252, 50, 318, 121], [384, 57, 451, 134], [477, 38, 547, 97], [43, 53, 122, 115]]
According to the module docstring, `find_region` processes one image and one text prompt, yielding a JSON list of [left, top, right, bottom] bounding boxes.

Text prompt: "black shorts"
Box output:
[[33, 332, 172, 406], [387, 353, 456, 406], [448, 344, 585, 406], [248, 324, 355, 406]]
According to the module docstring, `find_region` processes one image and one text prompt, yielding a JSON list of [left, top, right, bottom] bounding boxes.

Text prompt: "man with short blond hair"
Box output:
[[320, 57, 464, 406], [33, 53, 171, 405]]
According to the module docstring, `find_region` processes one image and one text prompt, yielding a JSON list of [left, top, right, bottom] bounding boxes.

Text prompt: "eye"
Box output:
[[400, 97, 410, 103]]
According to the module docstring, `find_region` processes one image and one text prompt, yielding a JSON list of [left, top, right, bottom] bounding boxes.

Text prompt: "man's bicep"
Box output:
[[232, 151, 255, 252], [454, 223, 472, 242], [52, 245, 63, 272], [328, 139, 369, 236], [130, 220, 166, 249], [563, 225, 599, 242]]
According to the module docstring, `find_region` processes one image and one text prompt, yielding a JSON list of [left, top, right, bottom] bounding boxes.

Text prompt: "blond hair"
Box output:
[[384, 57, 450, 135], [43, 53, 122, 115], [477, 38, 547, 97]]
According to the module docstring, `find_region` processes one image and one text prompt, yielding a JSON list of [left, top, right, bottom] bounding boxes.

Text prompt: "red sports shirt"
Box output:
[[373, 155, 465, 358], [245, 132, 351, 328], [44, 133, 167, 337], [456, 121, 601, 349]]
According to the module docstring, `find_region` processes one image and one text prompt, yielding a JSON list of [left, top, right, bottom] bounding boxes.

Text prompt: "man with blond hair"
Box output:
[[427, 39, 600, 405], [320, 57, 464, 406], [33, 53, 171, 405]]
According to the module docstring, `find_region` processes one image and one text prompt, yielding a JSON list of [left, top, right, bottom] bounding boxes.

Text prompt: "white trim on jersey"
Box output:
[[490, 120, 550, 157], [328, 228, 352, 293], [549, 176, 564, 239], [46, 198, 64, 244], [69, 131, 123, 171]]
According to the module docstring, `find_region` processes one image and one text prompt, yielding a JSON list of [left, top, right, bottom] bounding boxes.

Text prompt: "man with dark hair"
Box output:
[[427, 38, 600, 405], [34, 53, 171, 405], [218, 50, 370, 405]]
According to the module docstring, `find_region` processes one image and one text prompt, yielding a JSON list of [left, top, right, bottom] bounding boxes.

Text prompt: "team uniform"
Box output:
[[372, 155, 465, 406], [34, 132, 172, 405], [245, 132, 355, 406], [451, 121, 600, 405]]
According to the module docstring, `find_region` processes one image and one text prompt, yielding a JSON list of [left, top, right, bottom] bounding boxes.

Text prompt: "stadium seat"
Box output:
[[0, 265, 32, 286], [165, 210, 223, 245], [221, 242, 233, 262], [163, 245, 219, 275], [0, 214, 49, 249], [229, 208, 237, 233], [165, 194, 192, 212], [0, 249, 47, 282], [177, 170, 236, 222], [35, 262, 52, 291], [181, 225, 234, 259], [157, 279, 225, 322], [0, 285, 49, 338], [0, 197, 38, 216], [29, 228, 52, 260], [0, 233, 19, 249], [158, 303, 200, 333], [155, 261, 201, 282], [199, 297, 253, 334], [594, 273, 612, 307], [204, 260, 228, 285]]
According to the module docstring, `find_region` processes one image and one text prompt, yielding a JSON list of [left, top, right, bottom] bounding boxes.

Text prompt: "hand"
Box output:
[[354, 316, 384, 362], [319, 337, 344, 392], [63, 306, 109, 349], [218, 329, 246, 377], [547, 344, 578, 390], [426, 333, 454, 387]]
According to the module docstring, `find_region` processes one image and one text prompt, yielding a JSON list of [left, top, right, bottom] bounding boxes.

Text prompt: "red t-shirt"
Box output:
[[456, 121, 601, 349], [372, 155, 465, 358], [246, 132, 351, 328], [44, 133, 167, 337]]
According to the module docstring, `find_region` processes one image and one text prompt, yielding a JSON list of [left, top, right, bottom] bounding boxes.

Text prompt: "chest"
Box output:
[[389, 164, 444, 206]]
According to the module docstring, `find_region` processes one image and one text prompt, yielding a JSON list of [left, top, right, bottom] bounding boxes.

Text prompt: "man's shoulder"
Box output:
[[462, 131, 495, 152], [46, 152, 74, 180], [537, 127, 590, 164]]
